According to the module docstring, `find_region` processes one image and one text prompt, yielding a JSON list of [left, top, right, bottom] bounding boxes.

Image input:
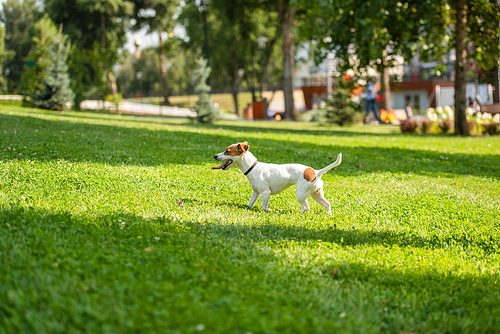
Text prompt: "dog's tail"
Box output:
[[316, 153, 342, 178]]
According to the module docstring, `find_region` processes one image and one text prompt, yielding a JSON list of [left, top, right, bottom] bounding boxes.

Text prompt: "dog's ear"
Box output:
[[238, 142, 249, 153]]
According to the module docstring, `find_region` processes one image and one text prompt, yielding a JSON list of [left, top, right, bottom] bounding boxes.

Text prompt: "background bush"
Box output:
[[324, 76, 361, 127], [400, 119, 418, 133]]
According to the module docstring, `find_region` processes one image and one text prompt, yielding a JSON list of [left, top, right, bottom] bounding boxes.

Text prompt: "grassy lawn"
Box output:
[[138, 92, 253, 112], [0, 105, 499, 333]]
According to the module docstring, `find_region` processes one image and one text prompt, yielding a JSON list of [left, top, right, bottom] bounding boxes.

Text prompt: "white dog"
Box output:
[[213, 142, 342, 213]]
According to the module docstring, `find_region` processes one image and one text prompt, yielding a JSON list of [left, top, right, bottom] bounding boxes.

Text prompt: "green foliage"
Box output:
[[0, 26, 13, 93], [466, 0, 500, 71], [299, 0, 450, 75], [132, 0, 178, 33], [131, 0, 180, 104], [20, 15, 59, 97], [116, 48, 160, 97], [0, 0, 43, 93], [45, 0, 133, 100], [191, 58, 219, 123], [482, 122, 500, 135], [420, 120, 434, 134], [67, 45, 94, 111], [45, 0, 133, 52], [438, 120, 454, 134], [106, 93, 123, 114], [22, 16, 74, 111], [116, 47, 196, 98], [324, 90, 358, 127], [324, 77, 361, 126], [179, 0, 282, 102], [88, 42, 111, 101], [1, 106, 500, 333]]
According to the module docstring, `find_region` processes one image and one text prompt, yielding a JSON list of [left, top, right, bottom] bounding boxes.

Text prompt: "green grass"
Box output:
[[170, 92, 253, 112], [1, 105, 500, 334], [133, 92, 253, 112]]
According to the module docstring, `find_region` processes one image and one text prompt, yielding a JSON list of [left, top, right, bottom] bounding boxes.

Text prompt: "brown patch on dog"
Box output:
[[225, 142, 249, 156], [303, 168, 316, 182], [238, 141, 249, 153]]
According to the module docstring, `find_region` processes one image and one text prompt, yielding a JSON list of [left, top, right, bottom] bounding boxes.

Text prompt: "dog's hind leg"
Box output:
[[247, 190, 260, 208], [296, 189, 310, 213], [310, 188, 331, 214]]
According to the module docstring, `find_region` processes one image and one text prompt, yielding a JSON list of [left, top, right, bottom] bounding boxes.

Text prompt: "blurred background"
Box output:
[[0, 0, 498, 131]]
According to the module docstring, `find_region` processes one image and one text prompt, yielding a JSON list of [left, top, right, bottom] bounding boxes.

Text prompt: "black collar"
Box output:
[[244, 160, 258, 176]]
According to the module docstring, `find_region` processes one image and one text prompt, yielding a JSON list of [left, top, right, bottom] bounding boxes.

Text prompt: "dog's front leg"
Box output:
[[247, 190, 260, 208], [260, 190, 271, 212]]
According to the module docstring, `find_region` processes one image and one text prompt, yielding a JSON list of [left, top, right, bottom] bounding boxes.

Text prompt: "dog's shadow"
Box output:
[[180, 198, 250, 211], [180, 198, 296, 214]]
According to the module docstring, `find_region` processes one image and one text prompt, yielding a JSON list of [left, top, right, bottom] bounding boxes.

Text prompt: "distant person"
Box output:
[[365, 81, 383, 124], [468, 97, 474, 108], [405, 101, 413, 119], [468, 97, 480, 114]]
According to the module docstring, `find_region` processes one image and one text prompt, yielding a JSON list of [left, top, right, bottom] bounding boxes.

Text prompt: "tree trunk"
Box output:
[[381, 51, 391, 111], [248, 50, 256, 102], [280, 2, 297, 121], [201, 3, 210, 85], [232, 91, 239, 117], [100, 12, 118, 97], [454, 0, 469, 136], [494, 66, 499, 104], [232, 57, 242, 116], [159, 30, 170, 105], [107, 71, 118, 96], [474, 66, 479, 107]]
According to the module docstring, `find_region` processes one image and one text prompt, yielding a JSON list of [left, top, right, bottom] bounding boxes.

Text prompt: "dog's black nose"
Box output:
[[214, 154, 218, 159]]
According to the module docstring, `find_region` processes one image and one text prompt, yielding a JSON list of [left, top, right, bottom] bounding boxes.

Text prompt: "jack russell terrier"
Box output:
[[213, 142, 342, 213]]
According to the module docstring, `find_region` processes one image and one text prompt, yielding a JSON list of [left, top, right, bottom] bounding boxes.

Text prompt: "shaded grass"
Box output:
[[1, 106, 500, 333]]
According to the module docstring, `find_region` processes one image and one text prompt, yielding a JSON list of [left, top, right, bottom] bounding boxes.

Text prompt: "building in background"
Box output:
[[298, 49, 493, 113]]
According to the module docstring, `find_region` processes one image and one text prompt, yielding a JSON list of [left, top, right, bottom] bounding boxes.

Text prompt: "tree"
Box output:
[[180, 0, 251, 114], [0, 27, 13, 93], [454, 0, 468, 135], [116, 46, 196, 98], [300, 0, 500, 136], [130, 0, 179, 105], [66, 45, 94, 111], [324, 75, 360, 126], [180, 0, 281, 115], [0, 0, 42, 93], [466, 1, 500, 102], [45, 0, 133, 102], [453, 0, 500, 135], [277, 0, 298, 120], [192, 58, 219, 123], [238, 0, 303, 120], [300, 0, 449, 112], [22, 15, 74, 110], [20, 15, 59, 98]]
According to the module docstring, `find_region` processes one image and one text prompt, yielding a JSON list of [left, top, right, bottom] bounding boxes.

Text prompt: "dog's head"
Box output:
[[212, 141, 249, 170]]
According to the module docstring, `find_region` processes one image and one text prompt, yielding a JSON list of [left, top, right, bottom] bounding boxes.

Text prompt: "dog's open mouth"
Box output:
[[212, 160, 232, 170]]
